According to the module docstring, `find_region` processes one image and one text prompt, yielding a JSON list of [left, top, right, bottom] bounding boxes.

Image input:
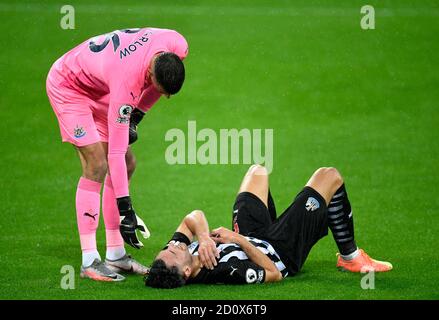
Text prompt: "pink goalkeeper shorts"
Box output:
[[46, 66, 109, 147]]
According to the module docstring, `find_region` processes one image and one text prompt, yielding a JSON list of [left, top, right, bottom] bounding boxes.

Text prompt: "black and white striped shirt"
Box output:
[[187, 236, 288, 285]]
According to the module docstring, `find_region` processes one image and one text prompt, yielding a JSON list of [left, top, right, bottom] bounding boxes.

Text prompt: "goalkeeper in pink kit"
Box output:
[[46, 27, 188, 281]]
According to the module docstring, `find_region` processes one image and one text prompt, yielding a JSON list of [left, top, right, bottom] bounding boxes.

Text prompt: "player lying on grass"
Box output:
[[145, 165, 392, 288], [46, 27, 188, 281]]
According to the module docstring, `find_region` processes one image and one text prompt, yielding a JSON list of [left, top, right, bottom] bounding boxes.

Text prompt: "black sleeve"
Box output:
[[201, 259, 266, 285], [170, 232, 191, 245], [162, 232, 191, 250]]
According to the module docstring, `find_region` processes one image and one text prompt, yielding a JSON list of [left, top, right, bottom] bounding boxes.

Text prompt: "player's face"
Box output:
[[157, 242, 192, 273]]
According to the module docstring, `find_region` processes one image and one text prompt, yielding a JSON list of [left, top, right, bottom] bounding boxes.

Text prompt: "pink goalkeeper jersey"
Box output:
[[49, 28, 188, 198]]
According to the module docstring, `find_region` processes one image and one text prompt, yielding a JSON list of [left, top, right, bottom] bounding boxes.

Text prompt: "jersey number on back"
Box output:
[[89, 29, 141, 53]]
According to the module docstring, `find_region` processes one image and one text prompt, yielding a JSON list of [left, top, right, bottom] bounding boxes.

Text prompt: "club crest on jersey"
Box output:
[[305, 197, 320, 212], [73, 125, 86, 138], [117, 104, 133, 124], [246, 269, 258, 283]]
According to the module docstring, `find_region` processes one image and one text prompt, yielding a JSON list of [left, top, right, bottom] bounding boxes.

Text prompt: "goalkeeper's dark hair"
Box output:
[[154, 52, 185, 95], [144, 259, 186, 289]]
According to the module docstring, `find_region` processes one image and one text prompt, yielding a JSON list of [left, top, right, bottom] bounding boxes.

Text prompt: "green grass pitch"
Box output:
[[0, 0, 438, 300]]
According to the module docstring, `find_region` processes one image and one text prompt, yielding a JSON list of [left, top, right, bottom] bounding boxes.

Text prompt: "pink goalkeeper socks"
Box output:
[[103, 176, 125, 256], [76, 176, 125, 264], [76, 177, 102, 252]]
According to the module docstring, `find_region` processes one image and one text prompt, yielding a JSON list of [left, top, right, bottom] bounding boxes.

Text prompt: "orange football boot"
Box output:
[[336, 249, 393, 272]]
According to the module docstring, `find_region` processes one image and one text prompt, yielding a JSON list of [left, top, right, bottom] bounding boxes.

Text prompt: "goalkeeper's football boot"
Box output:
[[80, 259, 125, 281], [105, 254, 150, 275], [336, 249, 393, 272]]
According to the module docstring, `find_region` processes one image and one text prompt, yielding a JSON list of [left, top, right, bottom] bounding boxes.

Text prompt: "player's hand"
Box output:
[[117, 196, 150, 249], [197, 233, 219, 270], [128, 108, 145, 145], [210, 227, 239, 245]]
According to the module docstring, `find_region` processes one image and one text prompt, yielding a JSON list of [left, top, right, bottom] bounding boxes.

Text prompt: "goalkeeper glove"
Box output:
[[128, 108, 145, 145], [117, 196, 150, 249]]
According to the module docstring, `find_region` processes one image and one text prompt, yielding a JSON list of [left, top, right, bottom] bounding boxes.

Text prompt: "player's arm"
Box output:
[[107, 89, 149, 249], [107, 100, 130, 198], [174, 210, 219, 269], [211, 227, 282, 283]]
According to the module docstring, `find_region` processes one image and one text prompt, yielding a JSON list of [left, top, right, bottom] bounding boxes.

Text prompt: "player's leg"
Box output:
[[47, 76, 124, 281], [74, 143, 107, 265], [261, 169, 331, 275], [101, 144, 149, 275], [306, 167, 392, 272], [101, 142, 130, 262], [76, 142, 108, 181], [238, 164, 269, 206], [73, 142, 124, 281], [262, 167, 391, 276], [232, 165, 275, 236], [101, 144, 130, 258], [305, 167, 356, 255]]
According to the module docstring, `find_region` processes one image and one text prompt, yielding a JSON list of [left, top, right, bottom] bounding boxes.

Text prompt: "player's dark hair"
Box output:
[[144, 259, 186, 289], [154, 52, 185, 95]]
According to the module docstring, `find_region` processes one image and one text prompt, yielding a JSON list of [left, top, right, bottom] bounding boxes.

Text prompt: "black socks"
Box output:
[[327, 184, 357, 256]]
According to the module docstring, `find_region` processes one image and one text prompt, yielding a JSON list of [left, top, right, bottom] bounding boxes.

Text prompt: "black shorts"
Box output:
[[232, 187, 328, 275]]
